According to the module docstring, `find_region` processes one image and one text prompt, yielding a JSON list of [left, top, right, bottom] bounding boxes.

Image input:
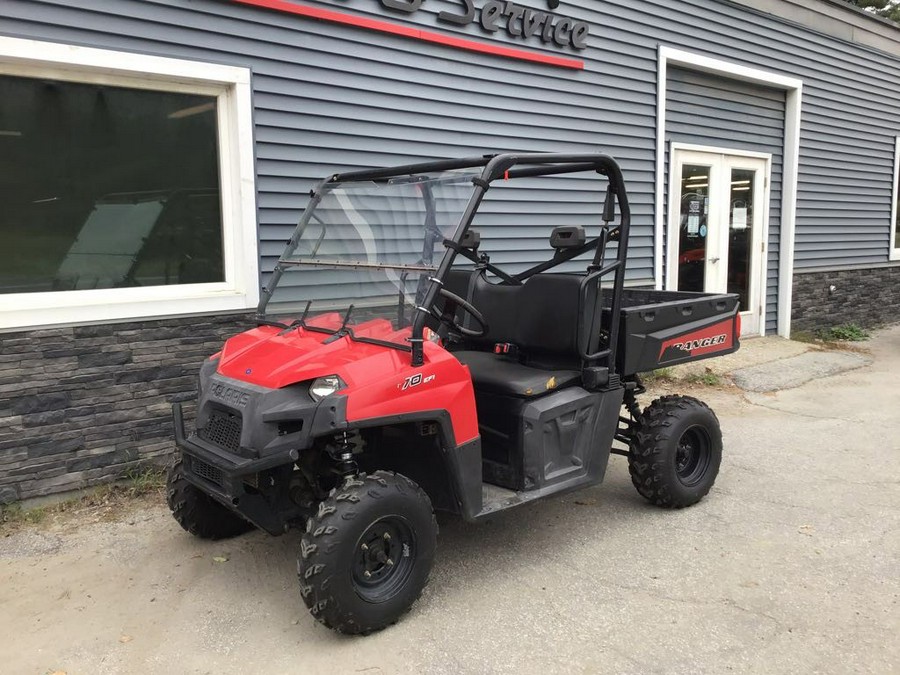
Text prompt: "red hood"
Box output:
[[216, 317, 414, 389]]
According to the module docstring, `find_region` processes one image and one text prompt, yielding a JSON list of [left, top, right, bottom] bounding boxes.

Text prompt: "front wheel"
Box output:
[[297, 471, 437, 635], [628, 395, 722, 508]]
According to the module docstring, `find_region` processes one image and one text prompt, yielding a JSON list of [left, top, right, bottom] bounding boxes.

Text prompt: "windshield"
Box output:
[[261, 170, 479, 346]]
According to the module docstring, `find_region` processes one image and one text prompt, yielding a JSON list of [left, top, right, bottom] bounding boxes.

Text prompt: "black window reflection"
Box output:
[[0, 75, 223, 294]]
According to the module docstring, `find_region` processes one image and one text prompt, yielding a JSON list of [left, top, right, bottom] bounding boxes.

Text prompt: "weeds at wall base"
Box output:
[[0, 466, 166, 535]]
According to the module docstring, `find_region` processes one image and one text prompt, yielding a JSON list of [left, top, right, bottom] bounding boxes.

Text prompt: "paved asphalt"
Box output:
[[1, 326, 898, 674]]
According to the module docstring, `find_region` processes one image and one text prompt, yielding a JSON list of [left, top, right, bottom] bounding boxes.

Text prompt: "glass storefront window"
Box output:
[[728, 168, 754, 311], [0, 75, 224, 294], [677, 163, 712, 293]]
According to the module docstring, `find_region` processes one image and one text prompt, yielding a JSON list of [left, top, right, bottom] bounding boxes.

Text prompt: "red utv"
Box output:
[[167, 153, 740, 634]]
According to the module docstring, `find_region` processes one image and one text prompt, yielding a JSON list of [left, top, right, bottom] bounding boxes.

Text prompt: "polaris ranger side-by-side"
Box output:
[[167, 153, 740, 634]]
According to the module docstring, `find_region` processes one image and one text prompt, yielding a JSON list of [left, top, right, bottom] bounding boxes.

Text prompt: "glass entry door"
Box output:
[[668, 149, 769, 336]]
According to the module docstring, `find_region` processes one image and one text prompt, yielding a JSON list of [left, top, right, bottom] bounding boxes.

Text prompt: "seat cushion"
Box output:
[[453, 350, 581, 398]]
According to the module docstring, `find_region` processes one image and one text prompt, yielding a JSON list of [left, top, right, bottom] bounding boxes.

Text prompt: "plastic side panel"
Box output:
[[620, 298, 740, 374], [658, 317, 737, 363], [453, 437, 485, 521], [521, 386, 623, 490], [344, 345, 479, 445], [472, 390, 529, 490], [586, 386, 625, 485]]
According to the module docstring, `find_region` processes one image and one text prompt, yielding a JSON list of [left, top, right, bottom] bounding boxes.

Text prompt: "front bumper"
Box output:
[[173, 402, 300, 534], [173, 365, 350, 534], [173, 401, 300, 486]]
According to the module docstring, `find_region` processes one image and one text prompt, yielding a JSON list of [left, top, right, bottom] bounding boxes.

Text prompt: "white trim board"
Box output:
[[0, 36, 250, 90], [891, 136, 900, 262], [655, 46, 803, 337], [0, 36, 260, 331]]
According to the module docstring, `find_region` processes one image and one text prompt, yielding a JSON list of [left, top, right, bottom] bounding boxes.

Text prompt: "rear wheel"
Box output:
[[297, 471, 437, 635], [628, 395, 722, 508], [166, 454, 253, 540]]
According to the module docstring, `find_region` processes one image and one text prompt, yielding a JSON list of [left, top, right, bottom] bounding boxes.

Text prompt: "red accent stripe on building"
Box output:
[[231, 0, 585, 70]]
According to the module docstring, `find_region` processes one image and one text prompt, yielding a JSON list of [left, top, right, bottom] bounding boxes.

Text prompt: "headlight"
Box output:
[[309, 375, 345, 401]]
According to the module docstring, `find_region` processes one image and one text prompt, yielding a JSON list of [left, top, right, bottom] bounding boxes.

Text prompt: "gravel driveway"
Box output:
[[2, 326, 898, 675]]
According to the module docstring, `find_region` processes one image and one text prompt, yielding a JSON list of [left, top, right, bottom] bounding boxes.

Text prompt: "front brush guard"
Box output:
[[172, 402, 299, 534]]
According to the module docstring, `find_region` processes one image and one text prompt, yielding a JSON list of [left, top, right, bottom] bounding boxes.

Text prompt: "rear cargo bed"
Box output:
[[601, 289, 741, 375]]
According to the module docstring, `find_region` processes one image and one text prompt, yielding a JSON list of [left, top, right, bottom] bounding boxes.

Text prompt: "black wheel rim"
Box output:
[[352, 516, 416, 603], [674, 425, 712, 487]]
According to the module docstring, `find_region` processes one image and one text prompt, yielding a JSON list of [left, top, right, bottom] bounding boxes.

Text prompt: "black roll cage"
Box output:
[[258, 152, 631, 376]]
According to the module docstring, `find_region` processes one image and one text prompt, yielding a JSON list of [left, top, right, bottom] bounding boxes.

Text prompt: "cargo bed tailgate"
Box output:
[[604, 289, 741, 375]]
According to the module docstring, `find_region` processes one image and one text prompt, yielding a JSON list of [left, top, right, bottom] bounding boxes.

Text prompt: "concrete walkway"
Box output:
[[671, 331, 876, 393], [1, 326, 898, 674]]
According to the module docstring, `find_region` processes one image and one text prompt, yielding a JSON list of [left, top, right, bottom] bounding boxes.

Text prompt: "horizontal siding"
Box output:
[[606, 0, 900, 269], [2, 0, 662, 292], [665, 67, 786, 333], [571, 0, 900, 270], [2, 0, 900, 310]]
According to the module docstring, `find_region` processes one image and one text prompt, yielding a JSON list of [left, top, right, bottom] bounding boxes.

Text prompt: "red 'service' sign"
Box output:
[[231, 0, 586, 70]]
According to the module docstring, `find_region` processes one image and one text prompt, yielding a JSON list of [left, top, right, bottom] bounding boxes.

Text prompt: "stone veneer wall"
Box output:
[[0, 314, 247, 504], [3, 264, 894, 503], [791, 265, 900, 333]]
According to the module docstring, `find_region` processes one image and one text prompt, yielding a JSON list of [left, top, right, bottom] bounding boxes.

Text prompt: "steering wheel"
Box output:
[[430, 288, 488, 338]]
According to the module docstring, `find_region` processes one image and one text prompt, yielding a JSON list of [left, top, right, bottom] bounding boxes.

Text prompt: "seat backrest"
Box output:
[[465, 272, 587, 365], [511, 274, 583, 356], [444, 268, 476, 300]]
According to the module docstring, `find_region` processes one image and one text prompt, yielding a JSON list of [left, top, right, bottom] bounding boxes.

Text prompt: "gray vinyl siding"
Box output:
[[2, 0, 660, 289], [612, 0, 900, 270], [3, 0, 900, 315], [665, 68, 786, 333]]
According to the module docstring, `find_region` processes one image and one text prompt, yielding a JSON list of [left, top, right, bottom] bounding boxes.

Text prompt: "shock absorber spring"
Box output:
[[335, 430, 358, 476], [625, 375, 644, 420]]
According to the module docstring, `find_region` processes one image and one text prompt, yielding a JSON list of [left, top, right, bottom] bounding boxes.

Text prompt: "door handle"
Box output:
[[710, 257, 720, 264]]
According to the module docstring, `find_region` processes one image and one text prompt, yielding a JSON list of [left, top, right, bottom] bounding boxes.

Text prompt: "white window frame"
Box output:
[[891, 136, 900, 262], [0, 36, 259, 331]]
